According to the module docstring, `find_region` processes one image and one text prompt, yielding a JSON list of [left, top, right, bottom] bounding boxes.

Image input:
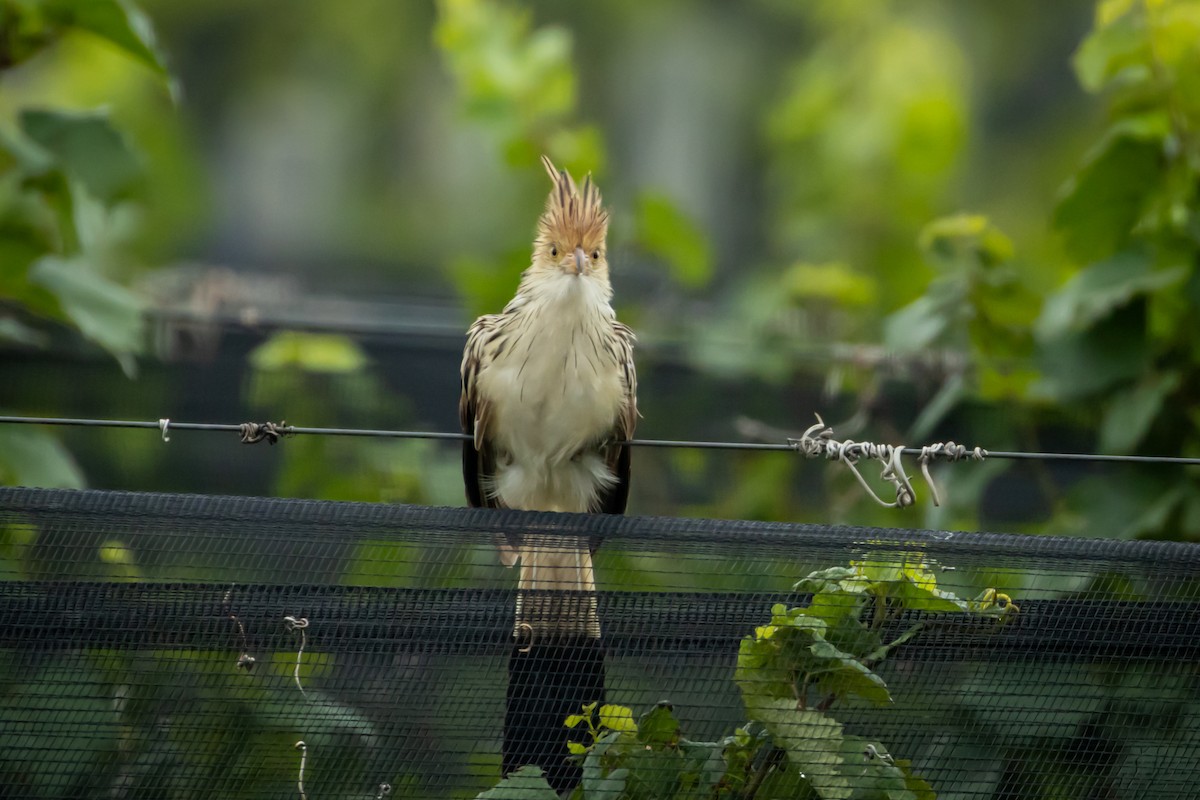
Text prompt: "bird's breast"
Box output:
[[481, 305, 625, 467]]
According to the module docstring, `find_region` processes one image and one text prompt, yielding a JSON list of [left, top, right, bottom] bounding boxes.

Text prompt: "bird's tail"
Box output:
[[509, 534, 600, 638], [503, 534, 604, 793]]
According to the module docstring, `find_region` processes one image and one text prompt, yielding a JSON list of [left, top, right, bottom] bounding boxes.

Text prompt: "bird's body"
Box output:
[[459, 156, 635, 792], [467, 271, 631, 514], [460, 154, 637, 571]]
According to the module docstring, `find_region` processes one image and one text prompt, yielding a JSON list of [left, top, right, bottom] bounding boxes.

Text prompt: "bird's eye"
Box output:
[[550, 246, 558, 257], [592, 250, 600, 260]]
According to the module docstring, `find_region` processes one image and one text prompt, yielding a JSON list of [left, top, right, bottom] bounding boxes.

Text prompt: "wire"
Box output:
[[1, 414, 1199, 466]]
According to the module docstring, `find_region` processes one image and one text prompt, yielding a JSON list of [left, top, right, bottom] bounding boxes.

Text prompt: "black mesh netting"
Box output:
[[1, 486, 1198, 799]]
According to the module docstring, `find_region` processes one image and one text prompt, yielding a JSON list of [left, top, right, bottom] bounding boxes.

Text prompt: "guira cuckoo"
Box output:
[[459, 155, 637, 790]]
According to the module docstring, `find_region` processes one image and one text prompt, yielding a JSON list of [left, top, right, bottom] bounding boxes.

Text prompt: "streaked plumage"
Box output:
[[459, 155, 637, 634]]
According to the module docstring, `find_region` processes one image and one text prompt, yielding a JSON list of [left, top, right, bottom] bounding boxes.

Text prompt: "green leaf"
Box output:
[[20, 109, 144, 205], [808, 640, 893, 705], [635, 192, 713, 289], [0, 659, 120, 797], [1033, 299, 1149, 400], [28, 255, 143, 375], [745, 697, 851, 800], [909, 372, 966, 441], [623, 745, 684, 800], [47, 0, 168, 76], [918, 213, 1014, 270], [1064, 470, 1183, 539], [566, 741, 587, 755], [797, 566, 862, 589], [582, 736, 628, 800], [824, 614, 883, 661], [883, 293, 953, 353], [1053, 133, 1163, 264], [784, 262, 877, 307], [886, 577, 968, 614], [0, 427, 85, 488], [895, 759, 937, 800], [0, 317, 49, 347], [599, 704, 638, 734], [564, 714, 585, 729], [1073, 8, 1149, 92], [1099, 371, 1181, 453], [678, 739, 725, 796], [475, 765, 559, 800], [249, 332, 368, 374], [637, 702, 680, 748], [838, 737, 916, 800], [1036, 250, 1186, 339], [803, 588, 867, 631], [955, 662, 1106, 745]]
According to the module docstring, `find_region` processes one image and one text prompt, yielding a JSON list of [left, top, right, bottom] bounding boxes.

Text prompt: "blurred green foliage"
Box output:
[[2, 2, 1200, 793], [0, 0, 177, 488]]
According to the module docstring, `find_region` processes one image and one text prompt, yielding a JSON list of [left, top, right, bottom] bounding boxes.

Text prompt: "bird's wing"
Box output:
[[595, 321, 638, 516], [460, 314, 503, 510]]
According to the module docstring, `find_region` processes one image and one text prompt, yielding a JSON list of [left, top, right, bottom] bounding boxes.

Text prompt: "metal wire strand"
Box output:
[[0, 414, 1198, 466]]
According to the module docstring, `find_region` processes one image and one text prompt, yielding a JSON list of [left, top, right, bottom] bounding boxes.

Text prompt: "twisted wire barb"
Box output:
[[284, 616, 310, 699], [294, 741, 307, 800], [790, 414, 989, 508]]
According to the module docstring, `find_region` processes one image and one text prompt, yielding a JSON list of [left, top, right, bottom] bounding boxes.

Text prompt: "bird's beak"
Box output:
[[574, 247, 587, 275]]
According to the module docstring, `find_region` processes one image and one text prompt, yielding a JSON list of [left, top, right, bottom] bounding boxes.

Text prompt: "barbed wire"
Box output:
[[1, 413, 1198, 466]]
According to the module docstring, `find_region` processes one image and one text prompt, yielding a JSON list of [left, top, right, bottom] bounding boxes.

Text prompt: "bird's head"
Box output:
[[533, 155, 610, 281]]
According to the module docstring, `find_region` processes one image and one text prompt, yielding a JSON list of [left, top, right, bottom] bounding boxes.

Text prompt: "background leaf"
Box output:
[[19, 109, 143, 204], [29, 255, 143, 375], [634, 193, 714, 289], [47, 0, 168, 75]]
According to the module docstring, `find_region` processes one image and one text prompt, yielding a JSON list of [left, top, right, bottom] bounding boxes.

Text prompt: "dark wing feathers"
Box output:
[[594, 321, 637, 516], [460, 315, 504, 510]]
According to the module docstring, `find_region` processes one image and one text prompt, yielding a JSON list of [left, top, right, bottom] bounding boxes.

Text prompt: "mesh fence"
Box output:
[[0, 486, 1198, 799]]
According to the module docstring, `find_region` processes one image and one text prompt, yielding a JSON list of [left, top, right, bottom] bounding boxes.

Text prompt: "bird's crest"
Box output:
[[536, 155, 608, 249]]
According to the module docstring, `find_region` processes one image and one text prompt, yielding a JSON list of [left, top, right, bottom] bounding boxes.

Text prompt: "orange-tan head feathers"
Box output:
[[535, 155, 609, 265]]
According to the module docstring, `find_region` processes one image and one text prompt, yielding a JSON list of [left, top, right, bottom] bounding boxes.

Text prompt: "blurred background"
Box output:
[[6, 3, 1200, 798], [3, 0, 1199, 541]]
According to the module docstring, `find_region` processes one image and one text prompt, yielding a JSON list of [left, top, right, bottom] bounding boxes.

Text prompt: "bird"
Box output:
[[459, 155, 637, 793]]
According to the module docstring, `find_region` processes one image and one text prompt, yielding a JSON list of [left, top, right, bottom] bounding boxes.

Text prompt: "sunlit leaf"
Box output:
[[783, 262, 876, 307], [598, 704, 637, 734], [250, 332, 368, 374], [46, 0, 168, 76], [919, 213, 1013, 270]]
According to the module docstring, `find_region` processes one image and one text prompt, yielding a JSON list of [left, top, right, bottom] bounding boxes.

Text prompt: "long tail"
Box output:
[[513, 535, 600, 637], [503, 536, 604, 794]]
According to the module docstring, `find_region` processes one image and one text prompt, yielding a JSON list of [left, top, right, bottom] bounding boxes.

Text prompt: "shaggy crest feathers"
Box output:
[[536, 154, 609, 251]]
